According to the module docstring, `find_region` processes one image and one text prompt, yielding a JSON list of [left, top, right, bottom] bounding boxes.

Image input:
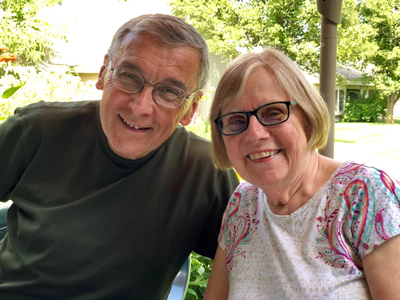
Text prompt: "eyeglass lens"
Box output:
[[218, 102, 290, 135], [111, 68, 187, 108]]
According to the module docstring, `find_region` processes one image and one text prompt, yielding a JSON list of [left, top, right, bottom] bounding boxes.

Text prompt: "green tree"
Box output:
[[0, 0, 67, 73], [170, 0, 400, 123], [359, 0, 400, 124], [170, 0, 373, 75]]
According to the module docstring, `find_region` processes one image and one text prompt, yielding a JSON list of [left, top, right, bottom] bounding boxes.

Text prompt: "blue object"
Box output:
[[0, 205, 8, 241], [167, 256, 191, 300], [0, 205, 190, 299]]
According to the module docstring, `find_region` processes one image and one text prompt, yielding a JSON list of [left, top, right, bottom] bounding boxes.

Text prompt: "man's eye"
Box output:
[[121, 72, 137, 80], [164, 87, 179, 95], [117, 70, 141, 84], [158, 86, 182, 99]]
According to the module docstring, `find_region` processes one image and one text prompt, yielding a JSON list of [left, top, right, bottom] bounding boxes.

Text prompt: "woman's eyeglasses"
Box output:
[[214, 101, 297, 136]]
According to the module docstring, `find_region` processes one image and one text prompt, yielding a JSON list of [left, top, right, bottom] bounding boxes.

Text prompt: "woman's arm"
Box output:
[[363, 235, 400, 300], [204, 246, 229, 300]]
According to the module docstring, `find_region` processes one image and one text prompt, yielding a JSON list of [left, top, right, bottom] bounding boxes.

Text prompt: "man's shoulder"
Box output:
[[169, 126, 212, 157], [16, 100, 99, 118], [14, 100, 99, 128], [12, 100, 99, 137], [172, 125, 211, 145]]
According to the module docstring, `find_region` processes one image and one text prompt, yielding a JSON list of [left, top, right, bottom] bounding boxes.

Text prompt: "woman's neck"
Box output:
[[262, 152, 341, 215]]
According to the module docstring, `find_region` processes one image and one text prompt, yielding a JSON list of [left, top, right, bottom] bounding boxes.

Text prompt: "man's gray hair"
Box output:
[[108, 14, 210, 90]]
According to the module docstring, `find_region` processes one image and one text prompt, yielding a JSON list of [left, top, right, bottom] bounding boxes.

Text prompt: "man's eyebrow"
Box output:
[[118, 61, 143, 73], [162, 78, 186, 91]]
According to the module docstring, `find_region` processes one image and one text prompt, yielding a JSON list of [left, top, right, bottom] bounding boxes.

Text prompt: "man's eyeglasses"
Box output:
[[214, 101, 297, 136], [109, 66, 197, 108]]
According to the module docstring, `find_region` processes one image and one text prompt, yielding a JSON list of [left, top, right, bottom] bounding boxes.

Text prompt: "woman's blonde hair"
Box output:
[[210, 48, 330, 169]]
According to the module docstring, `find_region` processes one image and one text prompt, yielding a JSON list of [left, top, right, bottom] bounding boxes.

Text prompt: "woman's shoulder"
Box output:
[[224, 181, 263, 212], [332, 161, 400, 199], [233, 181, 264, 201]]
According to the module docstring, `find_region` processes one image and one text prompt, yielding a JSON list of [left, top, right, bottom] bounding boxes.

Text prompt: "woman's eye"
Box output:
[[263, 109, 283, 118], [228, 115, 246, 124]]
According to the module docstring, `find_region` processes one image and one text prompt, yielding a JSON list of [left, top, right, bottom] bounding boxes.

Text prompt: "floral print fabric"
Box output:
[[218, 162, 400, 299]]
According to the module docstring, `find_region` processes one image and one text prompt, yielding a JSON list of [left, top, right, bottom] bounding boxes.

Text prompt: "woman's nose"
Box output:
[[243, 115, 270, 142]]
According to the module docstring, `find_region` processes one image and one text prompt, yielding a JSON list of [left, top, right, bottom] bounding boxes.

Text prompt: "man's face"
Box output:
[[96, 32, 202, 160]]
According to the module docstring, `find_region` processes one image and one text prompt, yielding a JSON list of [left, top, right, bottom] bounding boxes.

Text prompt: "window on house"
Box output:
[[335, 89, 346, 114], [347, 89, 360, 100]]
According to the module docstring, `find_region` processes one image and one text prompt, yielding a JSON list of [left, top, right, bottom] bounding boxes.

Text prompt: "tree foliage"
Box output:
[[170, 0, 400, 123], [171, 0, 374, 74], [171, 0, 321, 72], [0, 65, 97, 121], [0, 0, 67, 74], [359, 0, 400, 124], [0, 0, 96, 121], [341, 90, 386, 122]]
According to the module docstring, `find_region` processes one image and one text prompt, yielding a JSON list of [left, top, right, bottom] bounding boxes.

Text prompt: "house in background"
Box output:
[[306, 68, 376, 121]]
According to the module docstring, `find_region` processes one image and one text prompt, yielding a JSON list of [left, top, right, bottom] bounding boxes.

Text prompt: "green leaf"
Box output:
[[186, 288, 197, 295], [2, 83, 25, 99], [197, 266, 205, 275]]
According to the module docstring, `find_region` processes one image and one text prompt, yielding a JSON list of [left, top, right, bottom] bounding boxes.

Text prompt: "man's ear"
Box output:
[[95, 54, 109, 91], [180, 91, 203, 126]]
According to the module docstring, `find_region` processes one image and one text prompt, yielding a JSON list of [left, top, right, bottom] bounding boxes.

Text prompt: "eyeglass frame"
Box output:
[[108, 63, 198, 109], [214, 101, 298, 136]]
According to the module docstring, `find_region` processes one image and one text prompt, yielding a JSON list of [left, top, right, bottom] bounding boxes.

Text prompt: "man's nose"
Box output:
[[128, 84, 155, 114]]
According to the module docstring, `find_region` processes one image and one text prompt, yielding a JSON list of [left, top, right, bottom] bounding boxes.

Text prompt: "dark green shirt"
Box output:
[[0, 101, 239, 300]]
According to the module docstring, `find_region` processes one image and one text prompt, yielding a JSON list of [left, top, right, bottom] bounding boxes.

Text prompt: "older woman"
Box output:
[[204, 48, 400, 300]]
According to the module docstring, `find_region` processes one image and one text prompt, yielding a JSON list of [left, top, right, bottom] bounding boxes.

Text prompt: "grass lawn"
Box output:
[[334, 120, 400, 179]]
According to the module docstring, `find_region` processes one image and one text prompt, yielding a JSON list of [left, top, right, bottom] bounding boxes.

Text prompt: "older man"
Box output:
[[0, 14, 238, 300]]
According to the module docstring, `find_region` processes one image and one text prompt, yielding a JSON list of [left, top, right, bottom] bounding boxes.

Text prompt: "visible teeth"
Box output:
[[124, 120, 145, 130], [249, 150, 278, 160]]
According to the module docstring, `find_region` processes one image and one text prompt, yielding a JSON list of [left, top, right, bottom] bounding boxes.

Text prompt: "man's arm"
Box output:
[[193, 168, 239, 258], [204, 245, 229, 300], [363, 235, 400, 299], [0, 111, 29, 202]]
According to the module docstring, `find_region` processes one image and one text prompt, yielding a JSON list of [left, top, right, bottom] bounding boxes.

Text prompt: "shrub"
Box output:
[[0, 65, 98, 121], [185, 252, 213, 300], [341, 90, 386, 122], [186, 115, 211, 141]]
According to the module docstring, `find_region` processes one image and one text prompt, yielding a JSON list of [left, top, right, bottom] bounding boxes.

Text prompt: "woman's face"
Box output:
[[221, 67, 310, 188]]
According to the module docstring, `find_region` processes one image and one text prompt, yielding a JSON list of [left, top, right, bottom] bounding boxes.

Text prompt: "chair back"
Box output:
[[0, 205, 8, 240], [167, 256, 191, 300]]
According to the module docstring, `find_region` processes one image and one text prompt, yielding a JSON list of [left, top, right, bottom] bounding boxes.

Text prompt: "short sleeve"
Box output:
[[341, 166, 400, 259], [218, 182, 260, 261]]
